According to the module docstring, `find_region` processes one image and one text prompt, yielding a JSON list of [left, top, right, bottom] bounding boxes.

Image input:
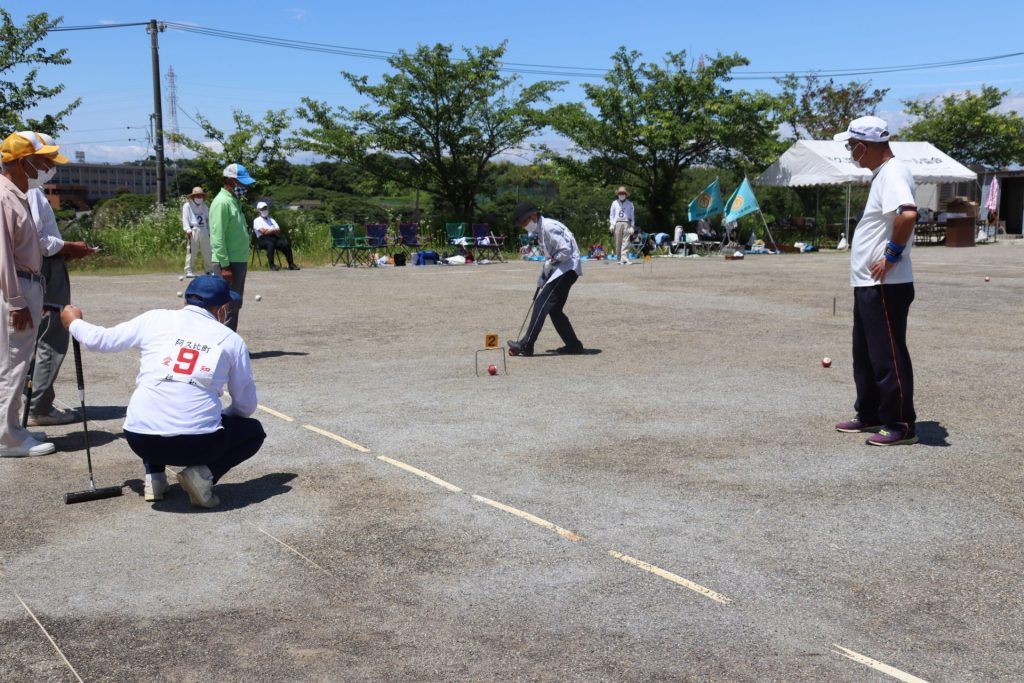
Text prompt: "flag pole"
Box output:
[[757, 208, 779, 253]]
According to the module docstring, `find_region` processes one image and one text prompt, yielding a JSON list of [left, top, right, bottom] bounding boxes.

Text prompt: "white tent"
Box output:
[[756, 140, 977, 243], [756, 140, 977, 186]]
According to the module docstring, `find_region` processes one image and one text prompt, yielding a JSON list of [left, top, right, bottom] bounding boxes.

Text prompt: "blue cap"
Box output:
[[184, 275, 242, 308], [223, 162, 256, 185]]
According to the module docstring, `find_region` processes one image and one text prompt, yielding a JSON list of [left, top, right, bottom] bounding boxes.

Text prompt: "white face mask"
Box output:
[[524, 219, 538, 233], [617, 194, 627, 201], [191, 197, 205, 206], [27, 165, 57, 189], [259, 209, 269, 217], [849, 142, 865, 168]]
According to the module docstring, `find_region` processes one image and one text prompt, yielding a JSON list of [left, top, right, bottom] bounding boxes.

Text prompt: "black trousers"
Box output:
[[520, 270, 582, 351], [852, 283, 916, 428], [258, 235, 294, 267], [124, 414, 266, 484]]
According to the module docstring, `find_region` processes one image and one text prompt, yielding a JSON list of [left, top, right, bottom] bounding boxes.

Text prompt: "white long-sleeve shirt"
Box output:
[[27, 188, 64, 257], [69, 306, 257, 435], [182, 199, 210, 233], [538, 216, 582, 286], [609, 198, 634, 227]]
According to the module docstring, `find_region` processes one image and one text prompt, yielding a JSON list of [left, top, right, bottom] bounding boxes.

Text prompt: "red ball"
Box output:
[[822, 357, 832, 368], [487, 364, 497, 375]]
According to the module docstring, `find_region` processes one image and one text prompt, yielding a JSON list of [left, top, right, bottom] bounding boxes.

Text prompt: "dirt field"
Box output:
[[2, 242, 1022, 682]]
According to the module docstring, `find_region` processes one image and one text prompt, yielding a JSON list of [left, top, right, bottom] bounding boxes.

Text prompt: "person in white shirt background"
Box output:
[[252, 201, 299, 271], [23, 133, 98, 428], [61, 275, 266, 507], [609, 185, 635, 265], [181, 186, 212, 278]]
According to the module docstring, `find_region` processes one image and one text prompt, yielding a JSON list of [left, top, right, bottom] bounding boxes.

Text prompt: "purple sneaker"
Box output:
[[866, 425, 918, 446], [835, 417, 883, 433]]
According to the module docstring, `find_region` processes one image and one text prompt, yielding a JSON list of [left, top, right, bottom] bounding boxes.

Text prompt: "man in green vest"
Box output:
[[209, 163, 256, 331]]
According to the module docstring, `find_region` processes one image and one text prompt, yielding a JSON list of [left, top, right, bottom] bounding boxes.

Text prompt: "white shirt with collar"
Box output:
[[609, 198, 634, 227], [69, 305, 257, 436], [538, 216, 582, 286], [27, 187, 64, 257], [252, 215, 279, 238]]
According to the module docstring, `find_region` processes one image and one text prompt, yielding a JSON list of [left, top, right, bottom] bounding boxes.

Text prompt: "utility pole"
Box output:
[[148, 19, 166, 205]]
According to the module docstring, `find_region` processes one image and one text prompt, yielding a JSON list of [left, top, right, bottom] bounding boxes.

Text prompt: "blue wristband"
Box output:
[[887, 240, 905, 254]]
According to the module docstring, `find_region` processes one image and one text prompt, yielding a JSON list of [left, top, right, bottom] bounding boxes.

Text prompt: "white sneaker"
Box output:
[[27, 406, 79, 427], [175, 466, 220, 508], [144, 474, 169, 502], [0, 435, 56, 457]]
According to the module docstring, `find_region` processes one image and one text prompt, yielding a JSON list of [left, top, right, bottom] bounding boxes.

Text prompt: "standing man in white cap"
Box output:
[[609, 186, 635, 265], [210, 163, 255, 331], [832, 115, 919, 447], [1, 132, 60, 457], [181, 186, 211, 278], [252, 201, 299, 271], [23, 133, 98, 427]]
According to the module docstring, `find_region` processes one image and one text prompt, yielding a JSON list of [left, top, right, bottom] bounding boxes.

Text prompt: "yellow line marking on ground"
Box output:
[[245, 522, 336, 578], [14, 592, 84, 683], [607, 551, 732, 604], [472, 495, 581, 542], [832, 644, 930, 683], [257, 404, 294, 422], [376, 456, 463, 492], [302, 424, 370, 452]]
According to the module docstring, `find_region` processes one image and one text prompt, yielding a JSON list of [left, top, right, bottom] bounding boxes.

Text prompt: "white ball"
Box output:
[[254, 295, 262, 301], [175, 291, 182, 297], [178, 275, 184, 281]]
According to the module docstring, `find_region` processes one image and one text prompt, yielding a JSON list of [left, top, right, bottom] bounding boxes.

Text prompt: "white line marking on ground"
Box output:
[[245, 522, 336, 578], [14, 592, 84, 683], [472, 495, 581, 542], [377, 455, 462, 492], [302, 424, 370, 452], [257, 404, 294, 422], [607, 550, 732, 604], [832, 644, 930, 682]]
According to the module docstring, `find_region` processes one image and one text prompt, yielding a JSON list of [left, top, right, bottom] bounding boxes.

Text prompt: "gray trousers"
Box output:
[[30, 256, 71, 416], [613, 221, 633, 259], [2, 280, 42, 448], [223, 262, 247, 332]]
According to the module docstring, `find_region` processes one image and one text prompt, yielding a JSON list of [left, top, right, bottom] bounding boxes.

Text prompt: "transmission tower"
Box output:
[[165, 65, 180, 158]]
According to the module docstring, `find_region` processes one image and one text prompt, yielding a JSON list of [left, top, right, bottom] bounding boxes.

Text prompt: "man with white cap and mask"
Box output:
[[23, 132, 98, 427], [832, 115, 919, 447], [1, 132, 62, 456], [181, 186, 212, 278], [252, 201, 299, 271]]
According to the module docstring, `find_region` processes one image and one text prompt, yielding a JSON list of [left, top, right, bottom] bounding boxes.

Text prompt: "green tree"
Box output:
[[0, 9, 81, 134], [167, 108, 293, 196], [776, 73, 888, 140], [545, 48, 781, 229], [900, 85, 1024, 169], [294, 42, 562, 220]]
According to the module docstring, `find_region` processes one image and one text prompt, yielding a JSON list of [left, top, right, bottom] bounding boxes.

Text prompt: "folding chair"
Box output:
[[626, 231, 651, 259], [365, 223, 392, 251], [445, 222, 471, 248], [250, 231, 265, 267], [471, 223, 505, 262], [398, 223, 428, 255], [328, 224, 373, 267]]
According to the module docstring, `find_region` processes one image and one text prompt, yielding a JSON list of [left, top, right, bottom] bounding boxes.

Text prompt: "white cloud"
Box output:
[[286, 8, 308, 20]]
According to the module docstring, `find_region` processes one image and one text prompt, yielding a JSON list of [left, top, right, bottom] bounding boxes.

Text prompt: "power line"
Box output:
[[49, 21, 1024, 82]]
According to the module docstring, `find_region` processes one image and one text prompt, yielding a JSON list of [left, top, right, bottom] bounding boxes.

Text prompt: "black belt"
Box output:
[[15, 271, 45, 284]]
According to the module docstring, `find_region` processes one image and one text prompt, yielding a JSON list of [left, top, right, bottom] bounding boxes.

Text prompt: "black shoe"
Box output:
[[288, 264, 301, 270], [269, 264, 280, 271], [553, 344, 585, 355], [507, 340, 533, 357]]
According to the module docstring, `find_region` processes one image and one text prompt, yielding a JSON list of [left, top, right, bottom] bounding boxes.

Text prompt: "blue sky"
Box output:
[[9, 1, 1024, 163]]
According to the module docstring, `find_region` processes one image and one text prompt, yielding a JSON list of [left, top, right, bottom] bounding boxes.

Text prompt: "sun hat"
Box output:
[[616, 186, 629, 196], [833, 116, 890, 143], [1, 132, 62, 164], [223, 162, 256, 185], [184, 275, 241, 308], [513, 201, 540, 225], [188, 186, 206, 197]]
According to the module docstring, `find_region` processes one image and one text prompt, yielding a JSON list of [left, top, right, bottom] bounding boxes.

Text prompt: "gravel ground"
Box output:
[[1, 242, 1022, 682]]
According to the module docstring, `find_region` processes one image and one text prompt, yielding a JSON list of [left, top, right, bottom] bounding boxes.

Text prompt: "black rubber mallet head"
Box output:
[[64, 338, 122, 505]]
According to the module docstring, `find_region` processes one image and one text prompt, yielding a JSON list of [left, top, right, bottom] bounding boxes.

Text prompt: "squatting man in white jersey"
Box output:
[[61, 276, 266, 507]]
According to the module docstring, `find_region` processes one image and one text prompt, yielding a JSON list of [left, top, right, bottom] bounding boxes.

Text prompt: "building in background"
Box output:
[[44, 162, 178, 209]]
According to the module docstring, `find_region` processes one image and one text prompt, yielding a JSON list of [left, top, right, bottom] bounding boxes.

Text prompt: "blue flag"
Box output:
[[723, 178, 760, 223], [687, 179, 723, 221]]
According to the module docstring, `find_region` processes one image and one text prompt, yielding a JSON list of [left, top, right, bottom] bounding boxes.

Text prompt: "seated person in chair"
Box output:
[[253, 201, 299, 271]]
